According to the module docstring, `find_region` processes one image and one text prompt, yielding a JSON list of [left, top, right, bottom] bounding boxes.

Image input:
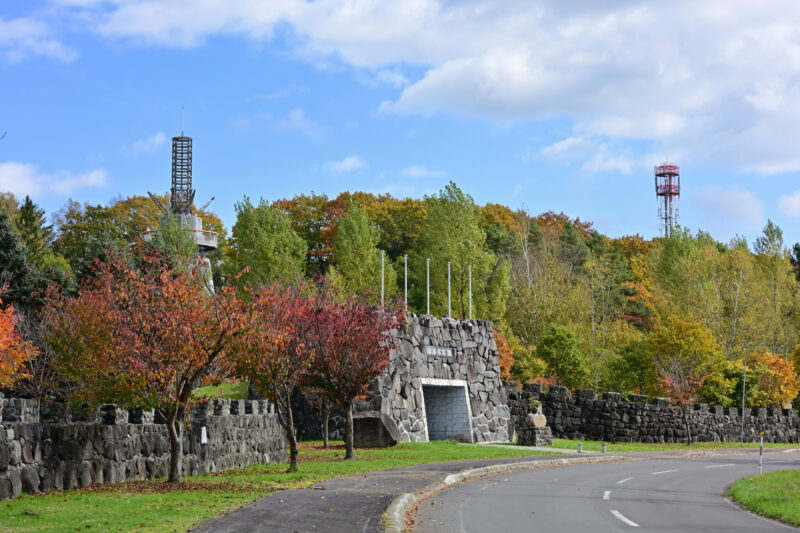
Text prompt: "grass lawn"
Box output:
[[728, 470, 800, 526], [191, 381, 249, 400], [0, 441, 553, 533], [550, 438, 798, 453]]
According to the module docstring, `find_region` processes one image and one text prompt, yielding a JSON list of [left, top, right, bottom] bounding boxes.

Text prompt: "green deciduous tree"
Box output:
[[410, 182, 510, 322], [328, 203, 397, 305], [536, 326, 590, 391], [227, 197, 306, 289]]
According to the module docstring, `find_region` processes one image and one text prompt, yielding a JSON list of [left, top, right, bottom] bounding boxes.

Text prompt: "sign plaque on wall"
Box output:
[[425, 346, 454, 358]]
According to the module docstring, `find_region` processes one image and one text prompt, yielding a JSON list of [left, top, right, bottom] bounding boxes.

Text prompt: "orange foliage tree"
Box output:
[[45, 249, 245, 482], [494, 329, 515, 381], [0, 294, 29, 389], [751, 349, 800, 408]]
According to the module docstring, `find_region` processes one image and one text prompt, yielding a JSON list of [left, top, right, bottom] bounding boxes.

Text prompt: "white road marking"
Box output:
[[603, 490, 611, 500], [651, 469, 678, 475], [704, 464, 734, 469], [611, 510, 640, 527], [764, 461, 786, 464], [616, 477, 633, 484]]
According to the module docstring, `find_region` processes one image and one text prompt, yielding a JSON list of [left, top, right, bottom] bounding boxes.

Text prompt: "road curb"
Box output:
[[383, 455, 625, 533]]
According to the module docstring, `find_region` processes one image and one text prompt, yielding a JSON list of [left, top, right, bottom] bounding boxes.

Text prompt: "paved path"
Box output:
[[192, 452, 579, 533], [414, 451, 800, 532]]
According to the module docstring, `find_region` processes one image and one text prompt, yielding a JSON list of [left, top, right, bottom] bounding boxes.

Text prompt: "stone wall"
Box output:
[[358, 314, 511, 443], [505, 381, 800, 444], [0, 398, 288, 500]]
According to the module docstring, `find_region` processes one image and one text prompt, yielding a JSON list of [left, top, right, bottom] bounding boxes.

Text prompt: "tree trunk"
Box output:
[[166, 407, 185, 482], [344, 400, 354, 460], [286, 399, 299, 472], [322, 397, 330, 449]]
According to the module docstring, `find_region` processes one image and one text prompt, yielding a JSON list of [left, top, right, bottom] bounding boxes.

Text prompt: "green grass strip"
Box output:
[[728, 469, 800, 526], [0, 440, 552, 533]]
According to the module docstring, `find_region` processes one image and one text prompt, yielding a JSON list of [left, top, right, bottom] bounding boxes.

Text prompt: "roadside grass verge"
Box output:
[[550, 438, 797, 453], [0, 440, 553, 533], [728, 470, 800, 526]]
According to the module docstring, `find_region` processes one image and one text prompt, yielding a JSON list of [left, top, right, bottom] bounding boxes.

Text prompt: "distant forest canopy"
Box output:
[[3, 181, 800, 409]]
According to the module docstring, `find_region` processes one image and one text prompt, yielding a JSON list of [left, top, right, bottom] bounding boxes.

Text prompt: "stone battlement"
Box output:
[[0, 398, 287, 500], [505, 381, 800, 444]]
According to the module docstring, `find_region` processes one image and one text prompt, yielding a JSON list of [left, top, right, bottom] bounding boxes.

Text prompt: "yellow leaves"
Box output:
[[750, 348, 800, 408]]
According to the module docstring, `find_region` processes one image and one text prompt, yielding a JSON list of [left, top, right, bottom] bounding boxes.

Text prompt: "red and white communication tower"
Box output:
[[654, 161, 680, 237]]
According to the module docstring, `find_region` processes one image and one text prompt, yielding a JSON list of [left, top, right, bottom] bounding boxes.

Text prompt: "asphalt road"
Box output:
[[414, 452, 800, 532]]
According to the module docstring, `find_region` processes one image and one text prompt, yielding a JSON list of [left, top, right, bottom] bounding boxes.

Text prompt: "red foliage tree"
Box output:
[[235, 284, 315, 471], [44, 250, 245, 482], [0, 292, 29, 389], [305, 291, 404, 459]]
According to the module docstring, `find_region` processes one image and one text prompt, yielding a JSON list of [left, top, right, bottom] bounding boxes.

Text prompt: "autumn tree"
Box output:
[[328, 203, 397, 305], [235, 284, 314, 471], [749, 348, 800, 408], [45, 247, 245, 482], [273, 193, 346, 275], [494, 329, 515, 381], [335, 192, 427, 262], [648, 316, 729, 443], [0, 293, 29, 390], [305, 289, 404, 459]]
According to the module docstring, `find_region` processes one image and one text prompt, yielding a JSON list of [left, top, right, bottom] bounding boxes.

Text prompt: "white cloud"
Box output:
[[33, 0, 800, 173], [272, 109, 323, 138], [122, 131, 167, 156], [695, 185, 764, 227], [779, 190, 800, 218], [50, 169, 109, 194], [540, 137, 634, 174], [0, 161, 108, 197], [0, 16, 76, 63], [324, 155, 367, 173], [401, 165, 446, 178]]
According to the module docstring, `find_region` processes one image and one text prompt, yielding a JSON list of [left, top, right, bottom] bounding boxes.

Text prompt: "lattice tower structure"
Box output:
[[655, 162, 680, 237], [170, 135, 195, 215]]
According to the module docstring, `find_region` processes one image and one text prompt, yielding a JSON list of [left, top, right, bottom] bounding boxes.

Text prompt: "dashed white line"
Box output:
[[616, 477, 633, 484], [651, 469, 678, 475], [603, 490, 611, 500], [611, 510, 640, 527], [704, 464, 734, 469]]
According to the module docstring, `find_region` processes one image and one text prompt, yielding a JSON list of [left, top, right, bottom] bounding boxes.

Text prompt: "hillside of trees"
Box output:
[[2, 181, 800, 409]]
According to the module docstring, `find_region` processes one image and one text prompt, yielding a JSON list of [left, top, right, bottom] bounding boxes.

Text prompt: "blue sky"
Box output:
[[2, 0, 800, 246]]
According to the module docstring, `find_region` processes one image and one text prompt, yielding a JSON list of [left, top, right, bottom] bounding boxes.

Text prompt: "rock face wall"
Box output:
[[506, 382, 800, 444], [0, 398, 287, 500], [358, 315, 511, 443]]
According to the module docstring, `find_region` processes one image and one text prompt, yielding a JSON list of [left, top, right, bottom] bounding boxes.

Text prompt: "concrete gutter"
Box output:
[[384, 455, 624, 533]]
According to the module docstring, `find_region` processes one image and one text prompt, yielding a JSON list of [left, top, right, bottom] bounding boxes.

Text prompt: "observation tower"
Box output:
[[654, 161, 680, 237], [145, 132, 218, 252]]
